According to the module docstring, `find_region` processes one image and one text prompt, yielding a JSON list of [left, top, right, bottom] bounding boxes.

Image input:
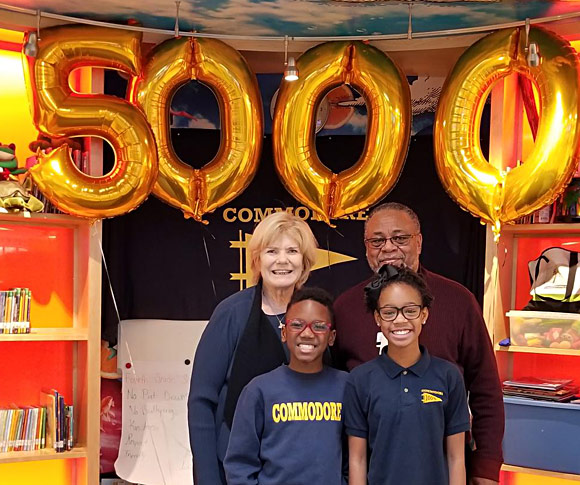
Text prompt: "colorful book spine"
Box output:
[[0, 406, 48, 454], [57, 393, 65, 452], [0, 288, 32, 334]]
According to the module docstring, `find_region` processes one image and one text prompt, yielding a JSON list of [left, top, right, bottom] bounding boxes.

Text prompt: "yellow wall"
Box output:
[[506, 470, 580, 485], [0, 28, 79, 485], [0, 460, 75, 485], [0, 29, 39, 169]]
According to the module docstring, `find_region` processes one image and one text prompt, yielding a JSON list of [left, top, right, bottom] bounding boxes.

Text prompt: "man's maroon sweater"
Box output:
[[333, 266, 504, 482]]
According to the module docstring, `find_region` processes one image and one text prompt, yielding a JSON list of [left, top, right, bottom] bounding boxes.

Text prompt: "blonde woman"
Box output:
[[188, 211, 318, 485]]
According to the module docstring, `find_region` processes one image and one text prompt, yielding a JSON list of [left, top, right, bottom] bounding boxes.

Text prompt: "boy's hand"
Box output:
[[469, 478, 498, 485]]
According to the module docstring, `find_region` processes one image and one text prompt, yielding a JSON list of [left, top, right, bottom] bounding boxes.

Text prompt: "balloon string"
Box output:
[[201, 226, 218, 301], [326, 229, 332, 271], [485, 236, 508, 348], [486, 245, 500, 346], [98, 235, 121, 326]]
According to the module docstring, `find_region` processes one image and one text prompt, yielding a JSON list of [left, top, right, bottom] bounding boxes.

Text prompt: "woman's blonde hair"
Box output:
[[248, 211, 318, 288]]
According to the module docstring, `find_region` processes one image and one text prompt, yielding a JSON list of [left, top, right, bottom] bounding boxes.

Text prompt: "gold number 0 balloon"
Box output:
[[26, 25, 158, 219], [132, 37, 263, 222], [272, 42, 411, 225], [434, 26, 580, 238]]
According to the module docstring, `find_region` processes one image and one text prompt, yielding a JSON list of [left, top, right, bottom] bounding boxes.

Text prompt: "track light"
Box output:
[[284, 57, 298, 81], [174, 0, 181, 38], [23, 10, 41, 57], [23, 31, 38, 57], [527, 42, 540, 67], [524, 17, 540, 67], [283, 35, 299, 82]]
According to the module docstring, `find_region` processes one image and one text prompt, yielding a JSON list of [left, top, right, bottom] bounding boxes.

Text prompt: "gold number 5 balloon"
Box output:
[[434, 26, 580, 238], [132, 37, 263, 222], [26, 25, 158, 219], [273, 41, 411, 225]]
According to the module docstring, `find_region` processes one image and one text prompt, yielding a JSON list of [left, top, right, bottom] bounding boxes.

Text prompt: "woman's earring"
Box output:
[[422, 320, 426, 325]]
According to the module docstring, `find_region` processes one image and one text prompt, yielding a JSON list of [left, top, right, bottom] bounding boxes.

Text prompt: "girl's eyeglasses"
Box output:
[[377, 304, 423, 322]]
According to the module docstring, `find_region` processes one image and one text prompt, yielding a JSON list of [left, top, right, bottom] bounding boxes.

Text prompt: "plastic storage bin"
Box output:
[[506, 310, 580, 349], [503, 396, 580, 474]]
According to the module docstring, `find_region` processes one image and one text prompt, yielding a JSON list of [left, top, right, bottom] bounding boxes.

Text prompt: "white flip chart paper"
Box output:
[[115, 319, 208, 485]]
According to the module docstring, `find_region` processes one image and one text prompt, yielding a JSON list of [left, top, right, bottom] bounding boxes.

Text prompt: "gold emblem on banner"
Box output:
[[230, 231, 357, 290]]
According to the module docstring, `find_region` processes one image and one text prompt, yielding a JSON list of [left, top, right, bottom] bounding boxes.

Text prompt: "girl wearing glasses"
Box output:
[[345, 265, 469, 485], [224, 287, 348, 485]]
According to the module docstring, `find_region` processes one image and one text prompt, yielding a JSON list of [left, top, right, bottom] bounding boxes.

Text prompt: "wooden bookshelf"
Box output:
[[0, 212, 102, 485], [484, 223, 580, 483]]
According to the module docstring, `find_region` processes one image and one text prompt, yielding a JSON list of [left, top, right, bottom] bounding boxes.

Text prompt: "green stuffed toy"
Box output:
[[0, 143, 27, 181], [0, 142, 43, 213]]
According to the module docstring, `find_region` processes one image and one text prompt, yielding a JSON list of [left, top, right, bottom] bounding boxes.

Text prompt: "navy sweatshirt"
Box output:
[[224, 365, 348, 485]]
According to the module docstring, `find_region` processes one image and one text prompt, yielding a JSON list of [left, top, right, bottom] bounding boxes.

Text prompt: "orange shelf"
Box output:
[[0, 212, 91, 227], [495, 345, 580, 357], [0, 448, 88, 464], [503, 223, 580, 235], [502, 465, 580, 482], [0, 328, 89, 341]]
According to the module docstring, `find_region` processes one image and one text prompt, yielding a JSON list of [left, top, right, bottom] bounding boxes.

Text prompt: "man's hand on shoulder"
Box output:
[[469, 478, 498, 485]]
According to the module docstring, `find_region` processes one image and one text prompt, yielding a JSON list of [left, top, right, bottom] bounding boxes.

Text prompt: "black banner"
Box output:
[[101, 130, 485, 343]]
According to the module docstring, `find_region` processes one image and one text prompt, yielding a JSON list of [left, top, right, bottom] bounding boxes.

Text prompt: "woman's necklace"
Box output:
[[262, 291, 286, 329]]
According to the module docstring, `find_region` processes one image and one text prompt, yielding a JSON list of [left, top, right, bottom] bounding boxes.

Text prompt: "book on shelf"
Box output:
[[65, 405, 74, 451], [503, 386, 578, 402], [40, 389, 58, 452], [0, 406, 46, 453], [30, 182, 62, 214], [515, 178, 580, 224], [503, 377, 579, 402], [39, 389, 73, 453], [28, 147, 90, 215], [503, 376, 573, 391], [0, 288, 31, 334]]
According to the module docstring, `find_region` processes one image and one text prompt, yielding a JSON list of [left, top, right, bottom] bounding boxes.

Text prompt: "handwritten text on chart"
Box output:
[[116, 361, 194, 485]]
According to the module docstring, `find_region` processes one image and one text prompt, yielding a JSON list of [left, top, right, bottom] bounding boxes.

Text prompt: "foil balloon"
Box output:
[[132, 37, 263, 222], [25, 25, 158, 219], [272, 41, 411, 225], [434, 26, 580, 238]]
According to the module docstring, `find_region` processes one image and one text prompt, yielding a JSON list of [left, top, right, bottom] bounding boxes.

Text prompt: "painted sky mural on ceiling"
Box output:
[[4, 1, 580, 37], [169, 74, 445, 136]]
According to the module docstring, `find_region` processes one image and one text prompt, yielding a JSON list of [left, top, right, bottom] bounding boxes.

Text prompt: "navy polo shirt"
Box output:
[[345, 346, 470, 485]]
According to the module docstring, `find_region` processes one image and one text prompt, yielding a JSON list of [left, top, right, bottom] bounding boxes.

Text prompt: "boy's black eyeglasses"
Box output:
[[377, 304, 423, 322], [284, 319, 332, 333], [364, 234, 419, 249]]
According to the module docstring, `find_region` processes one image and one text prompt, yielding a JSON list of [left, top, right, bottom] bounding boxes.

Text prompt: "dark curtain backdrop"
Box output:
[[101, 130, 487, 344]]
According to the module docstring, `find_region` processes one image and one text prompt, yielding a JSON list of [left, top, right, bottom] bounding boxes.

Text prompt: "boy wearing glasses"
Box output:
[[346, 265, 469, 485], [224, 287, 348, 485]]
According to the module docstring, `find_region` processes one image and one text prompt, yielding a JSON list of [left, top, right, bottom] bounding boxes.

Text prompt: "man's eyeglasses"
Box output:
[[377, 304, 423, 322], [364, 234, 419, 249], [284, 318, 332, 333]]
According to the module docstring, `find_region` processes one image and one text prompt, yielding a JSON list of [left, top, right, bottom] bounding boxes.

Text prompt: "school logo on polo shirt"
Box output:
[[421, 389, 443, 403]]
